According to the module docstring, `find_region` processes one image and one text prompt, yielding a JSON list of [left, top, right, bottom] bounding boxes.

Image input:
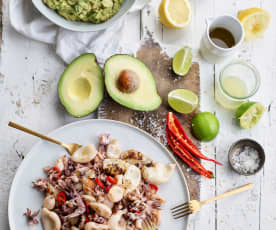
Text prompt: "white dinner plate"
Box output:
[[9, 119, 190, 230]]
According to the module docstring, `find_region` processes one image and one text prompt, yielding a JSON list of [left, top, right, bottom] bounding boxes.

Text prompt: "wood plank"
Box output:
[[141, 3, 163, 42], [212, 0, 264, 230], [256, 1, 276, 229], [98, 39, 202, 200], [188, 1, 217, 229]]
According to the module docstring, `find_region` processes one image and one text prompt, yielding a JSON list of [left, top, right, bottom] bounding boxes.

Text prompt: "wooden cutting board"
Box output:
[[98, 39, 200, 200]]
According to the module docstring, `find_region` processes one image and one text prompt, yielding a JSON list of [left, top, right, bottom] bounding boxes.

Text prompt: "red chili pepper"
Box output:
[[52, 166, 61, 178], [167, 128, 204, 177], [167, 112, 222, 165], [85, 203, 92, 222], [85, 214, 91, 223], [85, 203, 90, 214], [105, 185, 112, 193], [57, 192, 66, 205], [168, 128, 213, 178], [106, 176, 117, 185], [95, 178, 104, 188], [166, 127, 213, 178], [149, 184, 158, 193]]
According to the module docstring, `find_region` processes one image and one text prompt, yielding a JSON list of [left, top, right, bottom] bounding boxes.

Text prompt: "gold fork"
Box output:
[[8, 122, 81, 155], [171, 183, 254, 219], [142, 217, 158, 230]]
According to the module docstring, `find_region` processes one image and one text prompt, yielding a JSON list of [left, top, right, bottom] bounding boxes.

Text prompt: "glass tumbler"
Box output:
[[215, 60, 260, 111]]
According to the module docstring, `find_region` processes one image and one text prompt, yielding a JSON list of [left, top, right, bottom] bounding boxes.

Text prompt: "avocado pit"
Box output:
[[117, 70, 140, 93]]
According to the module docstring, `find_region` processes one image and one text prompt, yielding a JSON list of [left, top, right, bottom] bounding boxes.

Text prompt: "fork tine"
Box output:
[[172, 206, 190, 216], [151, 218, 158, 230], [146, 217, 158, 230], [145, 219, 152, 230], [171, 201, 189, 210], [146, 218, 153, 230], [171, 203, 189, 213], [142, 216, 158, 230], [173, 210, 193, 219], [142, 220, 149, 230]]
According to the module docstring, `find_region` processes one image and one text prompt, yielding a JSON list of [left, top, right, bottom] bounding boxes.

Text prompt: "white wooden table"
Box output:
[[1, 0, 276, 229]]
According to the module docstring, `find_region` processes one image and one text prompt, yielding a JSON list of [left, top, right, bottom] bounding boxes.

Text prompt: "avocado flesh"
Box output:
[[58, 53, 104, 117], [104, 55, 162, 111]]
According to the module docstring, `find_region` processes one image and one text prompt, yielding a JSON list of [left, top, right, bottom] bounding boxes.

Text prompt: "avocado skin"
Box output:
[[58, 53, 104, 117], [104, 54, 162, 111]]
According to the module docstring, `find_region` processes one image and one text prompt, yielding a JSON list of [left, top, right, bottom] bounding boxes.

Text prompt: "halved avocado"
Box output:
[[58, 53, 104, 117], [104, 55, 162, 111]]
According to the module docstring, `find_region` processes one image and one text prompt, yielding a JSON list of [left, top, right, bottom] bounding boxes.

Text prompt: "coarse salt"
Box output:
[[231, 146, 261, 174]]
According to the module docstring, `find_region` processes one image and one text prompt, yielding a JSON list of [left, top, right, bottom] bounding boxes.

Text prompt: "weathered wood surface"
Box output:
[[0, 0, 276, 229], [98, 38, 201, 200]]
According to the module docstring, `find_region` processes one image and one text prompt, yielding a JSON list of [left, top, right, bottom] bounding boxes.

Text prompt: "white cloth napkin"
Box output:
[[9, 0, 147, 64]]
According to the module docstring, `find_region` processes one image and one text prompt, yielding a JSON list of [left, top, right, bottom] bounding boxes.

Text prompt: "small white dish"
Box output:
[[9, 119, 190, 230], [32, 0, 135, 32]]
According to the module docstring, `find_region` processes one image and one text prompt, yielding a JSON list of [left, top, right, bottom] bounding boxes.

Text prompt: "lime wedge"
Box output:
[[168, 89, 198, 114], [236, 102, 265, 129], [172, 47, 192, 76]]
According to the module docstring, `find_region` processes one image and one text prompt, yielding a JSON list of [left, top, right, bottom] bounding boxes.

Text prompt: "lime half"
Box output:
[[172, 47, 192, 76], [236, 102, 265, 129], [168, 89, 198, 114]]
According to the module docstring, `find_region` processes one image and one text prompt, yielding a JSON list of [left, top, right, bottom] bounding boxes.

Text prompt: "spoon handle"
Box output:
[[8, 121, 63, 146]]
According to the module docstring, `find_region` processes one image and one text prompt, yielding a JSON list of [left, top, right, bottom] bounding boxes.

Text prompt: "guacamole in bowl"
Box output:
[[43, 0, 124, 23], [32, 0, 135, 31]]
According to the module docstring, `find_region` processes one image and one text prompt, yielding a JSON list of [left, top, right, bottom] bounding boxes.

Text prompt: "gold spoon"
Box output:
[[8, 121, 81, 155]]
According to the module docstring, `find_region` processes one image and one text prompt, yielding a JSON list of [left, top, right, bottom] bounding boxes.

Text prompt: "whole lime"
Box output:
[[192, 112, 220, 141]]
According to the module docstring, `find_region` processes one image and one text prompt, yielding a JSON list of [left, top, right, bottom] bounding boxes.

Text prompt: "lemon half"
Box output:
[[238, 8, 271, 41], [159, 0, 192, 29]]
